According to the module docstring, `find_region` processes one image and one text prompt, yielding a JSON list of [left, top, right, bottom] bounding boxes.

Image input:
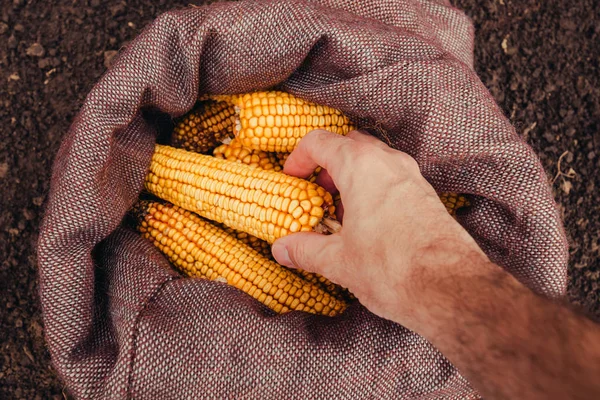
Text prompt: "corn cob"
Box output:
[[213, 139, 281, 172], [145, 145, 339, 244], [221, 225, 354, 301], [172, 101, 235, 153], [217, 222, 351, 300], [215, 221, 354, 300], [439, 192, 470, 216], [131, 201, 346, 316], [235, 230, 353, 301], [202, 91, 354, 153]]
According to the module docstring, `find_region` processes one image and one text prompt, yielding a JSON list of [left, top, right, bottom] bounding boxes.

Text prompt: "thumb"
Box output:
[[272, 232, 342, 275]]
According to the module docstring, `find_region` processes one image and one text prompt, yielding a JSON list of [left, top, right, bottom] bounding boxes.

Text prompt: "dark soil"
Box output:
[[0, 0, 598, 398]]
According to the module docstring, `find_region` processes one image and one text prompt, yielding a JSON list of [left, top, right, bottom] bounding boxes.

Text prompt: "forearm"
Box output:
[[411, 248, 600, 400]]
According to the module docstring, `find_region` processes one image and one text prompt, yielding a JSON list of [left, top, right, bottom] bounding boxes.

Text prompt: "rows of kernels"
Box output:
[[172, 101, 236, 153], [438, 192, 470, 216], [134, 202, 346, 316], [214, 225, 354, 301], [295, 269, 347, 299], [206, 91, 354, 153], [145, 145, 335, 244], [217, 235, 342, 288], [213, 139, 281, 171], [237, 93, 353, 152]]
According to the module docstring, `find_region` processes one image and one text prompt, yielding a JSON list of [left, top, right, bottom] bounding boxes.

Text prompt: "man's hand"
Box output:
[[272, 129, 600, 400], [272, 129, 487, 332]]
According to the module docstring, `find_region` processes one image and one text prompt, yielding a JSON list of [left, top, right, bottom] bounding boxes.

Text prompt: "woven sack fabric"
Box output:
[[38, 0, 569, 398]]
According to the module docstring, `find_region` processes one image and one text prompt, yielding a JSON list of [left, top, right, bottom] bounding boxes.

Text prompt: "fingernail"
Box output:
[[272, 241, 293, 267]]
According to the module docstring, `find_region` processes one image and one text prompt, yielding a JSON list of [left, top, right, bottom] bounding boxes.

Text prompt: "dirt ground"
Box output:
[[0, 0, 598, 398]]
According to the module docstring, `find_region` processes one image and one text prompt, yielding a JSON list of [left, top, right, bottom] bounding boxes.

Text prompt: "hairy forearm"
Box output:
[[410, 248, 600, 400]]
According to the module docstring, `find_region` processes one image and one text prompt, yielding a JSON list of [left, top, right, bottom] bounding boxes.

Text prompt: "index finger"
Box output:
[[283, 129, 356, 183]]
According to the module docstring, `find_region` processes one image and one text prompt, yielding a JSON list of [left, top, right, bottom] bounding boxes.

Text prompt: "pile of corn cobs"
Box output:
[[130, 90, 469, 317]]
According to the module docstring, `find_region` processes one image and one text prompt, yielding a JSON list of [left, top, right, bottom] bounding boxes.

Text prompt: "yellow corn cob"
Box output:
[[213, 139, 281, 172], [203, 91, 354, 152], [439, 192, 470, 216], [214, 221, 354, 300], [216, 221, 351, 300], [131, 201, 346, 316], [223, 226, 353, 301], [145, 145, 338, 244], [276, 152, 321, 183], [226, 227, 354, 300], [172, 101, 236, 153]]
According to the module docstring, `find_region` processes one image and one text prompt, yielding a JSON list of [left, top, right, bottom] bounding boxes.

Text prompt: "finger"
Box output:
[[272, 232, 343, 277], [348, 130, 390, 150], [283, 129, 356, 183], [314, 169, 338, 195]]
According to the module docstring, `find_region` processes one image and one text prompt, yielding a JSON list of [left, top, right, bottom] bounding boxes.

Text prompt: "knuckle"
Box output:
[[301, 130, 326, 150], [395, 152, 420, 172], [307, 129, 333, 143], [347, 129, 365, 139], [348, 142, 374, 162], [307, 129, 350, 152]]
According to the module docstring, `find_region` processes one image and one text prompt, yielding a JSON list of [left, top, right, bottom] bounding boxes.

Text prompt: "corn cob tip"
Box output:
[[128, 200, 153, 228], [202, 91, 354, 153], [171, 101, 236, 154]]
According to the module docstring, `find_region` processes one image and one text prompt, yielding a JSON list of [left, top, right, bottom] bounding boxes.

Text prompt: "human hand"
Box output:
[[273, 130, 600, 400], [271, 130, 488, 332]]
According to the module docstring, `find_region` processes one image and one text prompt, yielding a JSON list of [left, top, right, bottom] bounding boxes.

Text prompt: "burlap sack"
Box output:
[[38, 0, 568, 398]]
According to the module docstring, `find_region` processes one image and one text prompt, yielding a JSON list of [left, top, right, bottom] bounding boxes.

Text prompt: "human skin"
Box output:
[[271, 129, 600, 400]]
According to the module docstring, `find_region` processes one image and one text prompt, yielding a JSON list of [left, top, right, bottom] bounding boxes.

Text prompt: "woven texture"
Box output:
[[38, 0, 568, 398]]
